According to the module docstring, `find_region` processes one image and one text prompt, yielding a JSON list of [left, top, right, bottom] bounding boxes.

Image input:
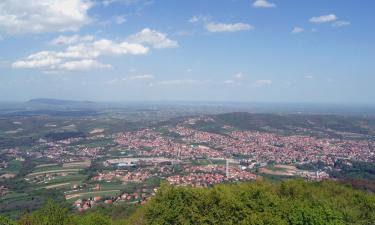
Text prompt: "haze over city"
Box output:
[[0, 0, 374, 104], [1, 1, 375, 224]]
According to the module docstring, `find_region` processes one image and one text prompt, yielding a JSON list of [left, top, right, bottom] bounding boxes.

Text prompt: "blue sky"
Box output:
[[0, 0, 374, 103]]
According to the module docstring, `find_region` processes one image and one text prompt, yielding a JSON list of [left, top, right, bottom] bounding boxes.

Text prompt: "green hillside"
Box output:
[[1, 180, 374, 225]]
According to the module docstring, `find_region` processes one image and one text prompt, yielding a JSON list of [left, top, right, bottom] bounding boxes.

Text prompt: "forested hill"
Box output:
[[1, 180, 375, 225]]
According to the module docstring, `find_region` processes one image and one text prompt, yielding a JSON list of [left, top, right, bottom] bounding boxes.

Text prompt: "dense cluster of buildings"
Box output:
[[74, 188, 156, 212], [168, 165, 257, 187], [2, 116, 374, 212], [92, 170, 151, 183]]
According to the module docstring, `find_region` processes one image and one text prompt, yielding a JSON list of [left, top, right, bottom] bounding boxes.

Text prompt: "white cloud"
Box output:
[[189, 15, 210, 24], [13, 39, 148, 72], [0, 0, 92, 34], [189, 16, 200, 23], [92, 39, 149, 55], [291, 27, 304, 34], [332, 20, 351, 28], [304, 75, 313, 80], [58, 59, 111, 71], [127, 28, 179, 49], [115, 15, 127, 24], [12, 52, 110, 72], [253, 79, 272, 87], [189, 16, 252, 34], [309, 14, 337, 24], [12, 51, 61, 69], [13, 28, 176, 72], [56, 44, 100, 59], [50, 35, 94, 45], [55, 39, 149, 59], [206, 22, 253, 32], [252, 0, 276, 8]]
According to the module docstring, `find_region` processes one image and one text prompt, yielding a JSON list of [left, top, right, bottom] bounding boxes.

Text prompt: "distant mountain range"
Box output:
[[25, 98, 94, 106]]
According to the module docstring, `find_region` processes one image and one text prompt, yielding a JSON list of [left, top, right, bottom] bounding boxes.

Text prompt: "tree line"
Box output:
[[1, 179, 375, 225]]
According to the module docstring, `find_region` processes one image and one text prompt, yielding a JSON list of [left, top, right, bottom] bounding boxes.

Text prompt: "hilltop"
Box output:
[[1, 180, 374, 225]]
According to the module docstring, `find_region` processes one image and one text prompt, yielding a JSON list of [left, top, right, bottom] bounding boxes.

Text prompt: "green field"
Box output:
[[27, 168, 81, 177], [65, 190, 121, 202], [98, 182, 126, 191], [31, 165, 65, 173], [0, 192, 28, 202], [1, 160, 22, 174], [35, 174, 88, 190]]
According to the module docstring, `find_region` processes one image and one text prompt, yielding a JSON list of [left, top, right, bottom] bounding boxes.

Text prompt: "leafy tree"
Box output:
[[0, 215, 16, 225], [1, 180, 375, 225]]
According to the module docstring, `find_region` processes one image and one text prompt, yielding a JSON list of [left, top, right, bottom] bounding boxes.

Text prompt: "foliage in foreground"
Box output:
[[1, 180, 375, 225]]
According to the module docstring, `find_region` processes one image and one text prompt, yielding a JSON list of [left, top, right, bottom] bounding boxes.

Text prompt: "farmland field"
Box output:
[[65, 190, 121, 201], [27, 168, 81, 177]]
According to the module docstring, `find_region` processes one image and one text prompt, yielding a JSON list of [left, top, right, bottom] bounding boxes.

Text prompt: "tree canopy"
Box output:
[[1, 180, 374, 225]]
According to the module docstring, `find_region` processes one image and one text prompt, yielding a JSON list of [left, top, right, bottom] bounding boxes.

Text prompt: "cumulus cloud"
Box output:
[[127, 28, 179, 49], [12, 51, 62, 69], [252, 0, 276, 8], [332, 20, 351, 28], [58, 59, 111, 71], [309, 14, 337, 24], [50, 35, 94, 45], [206, 22, 253, 32], [13, 39, 148, 71], [0, 0, 92, 34], [189, 15, 252, 34], [115, 15, 127, 24], [54, 39, 149, 59], [12, 52, 110, 72], [304, 75, 313, 80], [12, 28, 177, 72], [291, 27, 304, 34], [88, 39, 149, 55]]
